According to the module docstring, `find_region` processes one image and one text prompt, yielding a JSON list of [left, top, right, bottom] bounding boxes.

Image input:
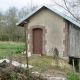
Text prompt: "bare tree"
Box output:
[[4, 7, 25, 42], [51, 0, 80, 22], [18, 6, 29, 20], [0, 0, 38, 42], [0, 12, 6, 41], [18, 1, 37, 20], [4, 7, 18, 41]]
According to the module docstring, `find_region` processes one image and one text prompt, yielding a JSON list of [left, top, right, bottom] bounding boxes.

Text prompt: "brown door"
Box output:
[[33, 28, 43, 54]]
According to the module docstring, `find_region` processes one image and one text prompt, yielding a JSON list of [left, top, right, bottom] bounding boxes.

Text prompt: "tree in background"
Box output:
[[51, 0, 80, 22], [18, 6, 29, 20], [0, 12, 7, 41], [4, 7, 18, 41], [0, 1, 37, 42], [18, 0, 37, 20]]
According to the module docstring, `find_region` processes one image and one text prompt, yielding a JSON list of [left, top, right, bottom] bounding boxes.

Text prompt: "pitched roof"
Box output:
[[16, 5, 80, 27]]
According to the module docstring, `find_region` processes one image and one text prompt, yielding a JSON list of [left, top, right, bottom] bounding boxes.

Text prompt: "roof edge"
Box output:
[[16, 5, 80, 27], [16, 5, 44, 26]]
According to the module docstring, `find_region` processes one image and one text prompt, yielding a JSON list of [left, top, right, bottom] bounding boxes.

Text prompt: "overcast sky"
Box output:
[[0, 0, 52, 12]]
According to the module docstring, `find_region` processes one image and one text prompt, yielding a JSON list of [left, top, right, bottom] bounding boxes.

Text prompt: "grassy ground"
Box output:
[[11, 55, 72, 76], [0, 41, 25, 58], [0, 41, 72, 76], [28, 56, 72, 75]]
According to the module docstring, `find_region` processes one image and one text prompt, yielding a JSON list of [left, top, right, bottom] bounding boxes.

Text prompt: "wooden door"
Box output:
[[33, 28, 43, 54]]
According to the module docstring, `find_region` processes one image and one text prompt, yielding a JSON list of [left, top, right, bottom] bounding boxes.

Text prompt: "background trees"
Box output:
[[0, 3, 37, 42], [51, 0, 80, 22], [0, 12, 7, 41], [4, 7, 18, 41]]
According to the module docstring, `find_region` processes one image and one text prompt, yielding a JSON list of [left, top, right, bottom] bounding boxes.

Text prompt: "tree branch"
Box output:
[[63, 0, 80, 21], [52, 0, 80, 22]]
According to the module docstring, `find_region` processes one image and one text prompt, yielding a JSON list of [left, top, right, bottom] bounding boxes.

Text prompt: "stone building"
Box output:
[[16, 5, 80, 60]]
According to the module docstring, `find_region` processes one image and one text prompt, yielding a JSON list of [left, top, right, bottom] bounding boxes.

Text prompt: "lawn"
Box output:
[[0, 41, 25, 58]]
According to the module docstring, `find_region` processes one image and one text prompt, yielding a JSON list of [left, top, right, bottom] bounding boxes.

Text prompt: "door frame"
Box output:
[[29, 25, 47, 55]]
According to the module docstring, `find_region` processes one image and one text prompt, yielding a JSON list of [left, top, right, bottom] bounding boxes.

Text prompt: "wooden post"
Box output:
[[24, 22, 29, 75], [72, 59, 75, 72], [78, 59, 80, 72]]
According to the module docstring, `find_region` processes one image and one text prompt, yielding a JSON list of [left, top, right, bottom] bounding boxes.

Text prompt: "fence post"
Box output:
[[78, 59, 80, 72], [72, 59, 75, 72], [24, 21, 29, 75]]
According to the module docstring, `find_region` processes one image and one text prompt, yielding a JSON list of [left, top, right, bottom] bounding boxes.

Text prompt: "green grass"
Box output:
[[66, 71, 80, 80], [0, 41, 24, 49], [0, 41, 25, 58], [0, 44, 24, 49]]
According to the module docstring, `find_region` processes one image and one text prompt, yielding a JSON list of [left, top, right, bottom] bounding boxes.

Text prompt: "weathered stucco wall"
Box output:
[[28, 8, 65, 57]]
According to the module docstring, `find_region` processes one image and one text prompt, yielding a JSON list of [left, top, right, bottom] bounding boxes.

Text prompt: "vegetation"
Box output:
[[29, 56, 71, 74], [0, 42, 71, 74], [66, 71, 80, 80], [0, 65, 27, 80], [51, 0, 80, 22], [0, 41, 25, 58], [0, 42, 76, 79], [0, 3, 37, 42], [10, 73, 17, 80]]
